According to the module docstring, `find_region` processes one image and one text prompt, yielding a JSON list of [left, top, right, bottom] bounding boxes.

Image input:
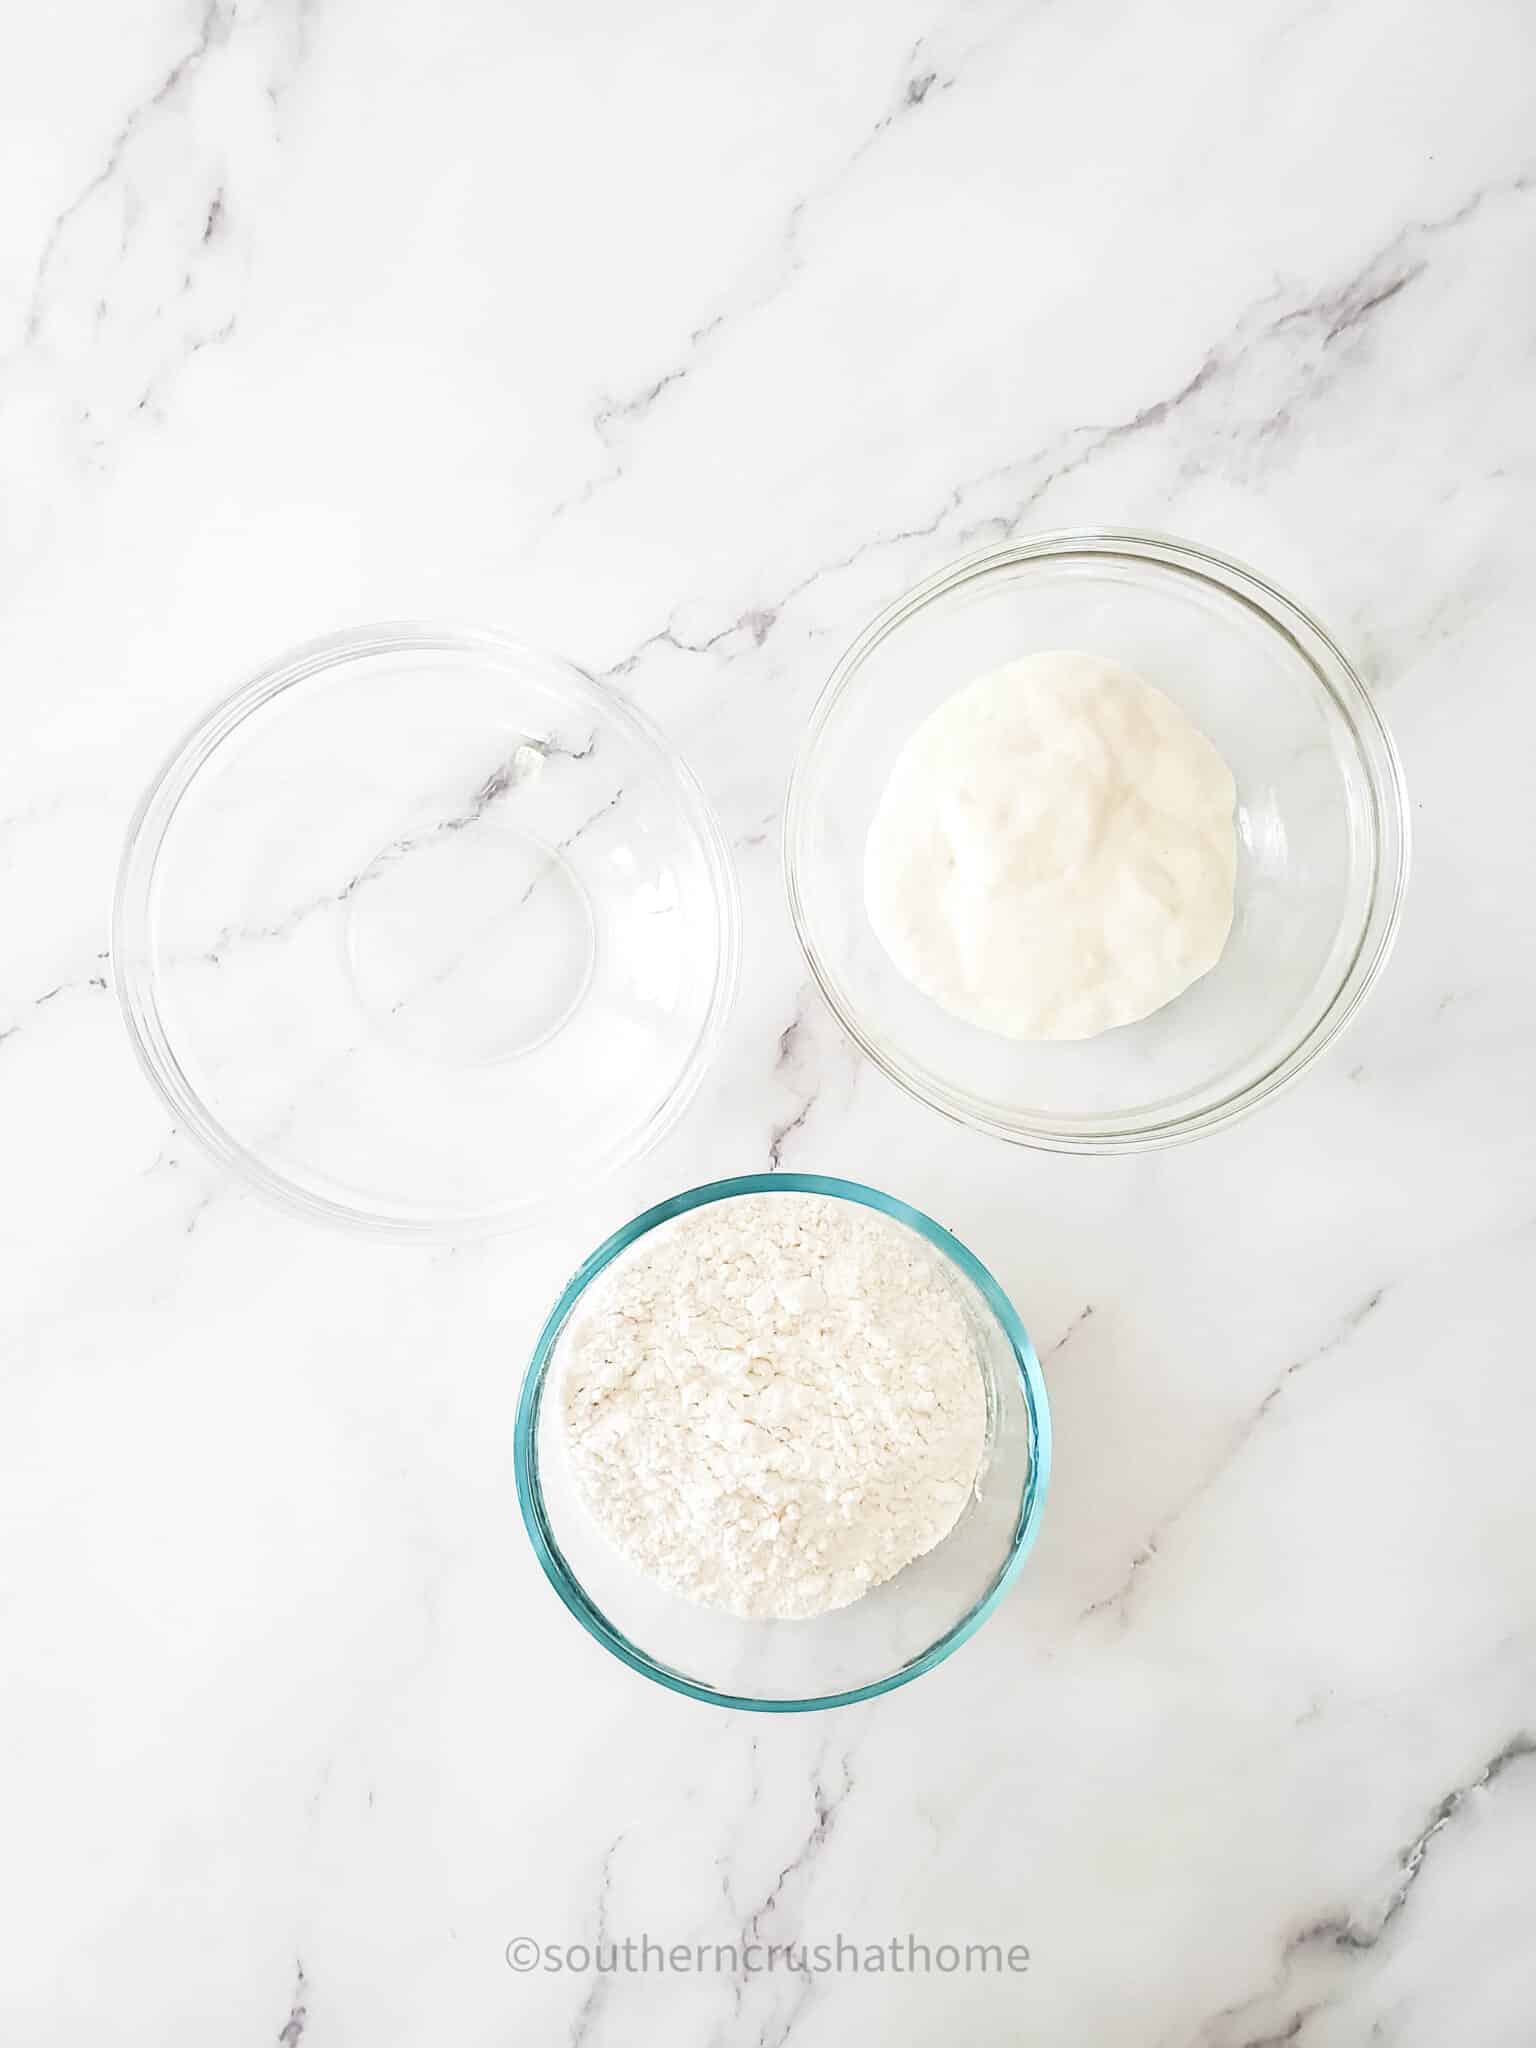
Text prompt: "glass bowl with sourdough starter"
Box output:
[[785, 530, 1410, 1151], [515, 1173, 1051, 1712], [113, 624, 739, 1235]]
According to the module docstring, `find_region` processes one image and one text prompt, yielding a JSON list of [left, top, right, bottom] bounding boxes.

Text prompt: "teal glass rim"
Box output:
[[514, 1172, 1053, 1712]]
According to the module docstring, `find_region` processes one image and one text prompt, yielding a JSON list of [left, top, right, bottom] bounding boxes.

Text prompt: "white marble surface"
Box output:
[[3, 0, 1535, 2040]]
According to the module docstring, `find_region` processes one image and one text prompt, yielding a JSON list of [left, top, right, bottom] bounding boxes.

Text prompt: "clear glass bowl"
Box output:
[[515, 1173, 1051, 1711], [785, 530, 1410, 1151], [113, 624, 740, 1236]]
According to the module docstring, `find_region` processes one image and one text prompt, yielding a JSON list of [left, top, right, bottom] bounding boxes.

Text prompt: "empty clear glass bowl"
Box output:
[[515, 1173, 1051, 1711], [113, 624, 739, 1235], [785, 530, 1410, 1150]]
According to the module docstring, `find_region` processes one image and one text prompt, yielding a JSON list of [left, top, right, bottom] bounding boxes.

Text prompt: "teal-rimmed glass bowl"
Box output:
[[515, 1173, 1051, 1711]]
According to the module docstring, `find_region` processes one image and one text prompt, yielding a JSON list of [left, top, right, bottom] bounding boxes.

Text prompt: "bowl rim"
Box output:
[[514, 1171, 1053, 1712], [111, 620, 742, 1238], [783, 526, 1411, 1152]]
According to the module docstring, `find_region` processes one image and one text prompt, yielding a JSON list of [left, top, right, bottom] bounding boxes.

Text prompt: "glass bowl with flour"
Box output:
[[515, 1174, 1050, 1711], [786, 529, 1409, 1151]]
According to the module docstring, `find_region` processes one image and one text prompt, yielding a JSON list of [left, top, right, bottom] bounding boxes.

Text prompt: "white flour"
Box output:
[[865, 650, 1237, 1041], [557, 1192, 988, 1619]]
